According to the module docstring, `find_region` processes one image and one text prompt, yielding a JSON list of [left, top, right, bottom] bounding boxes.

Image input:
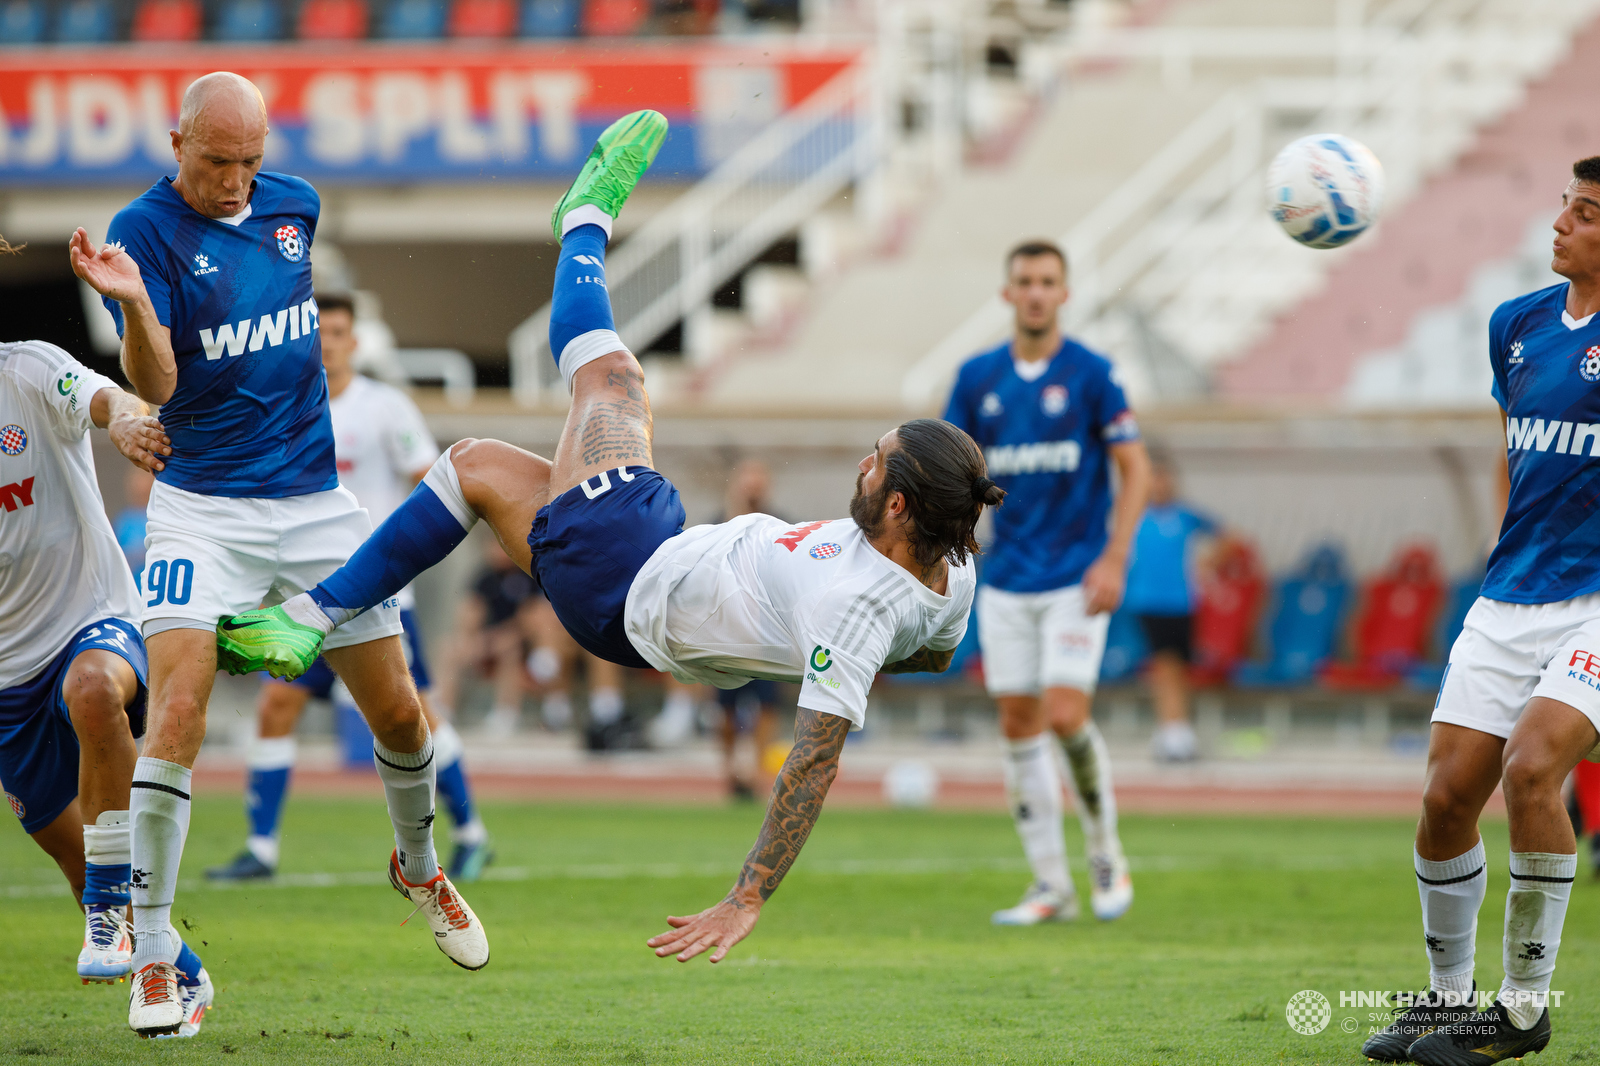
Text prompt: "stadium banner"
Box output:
[[0, 44, 861, 184]]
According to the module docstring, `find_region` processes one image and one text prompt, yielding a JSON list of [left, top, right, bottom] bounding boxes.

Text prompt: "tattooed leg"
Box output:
[[548, 350, 655, 498]]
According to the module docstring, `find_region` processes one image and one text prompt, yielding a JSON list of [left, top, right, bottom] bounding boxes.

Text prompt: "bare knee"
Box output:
[[63, 662, 131, 733], [1501, 741, 1564, 808], [256, 682, 306, 737], [997, 696, 1045, 739]]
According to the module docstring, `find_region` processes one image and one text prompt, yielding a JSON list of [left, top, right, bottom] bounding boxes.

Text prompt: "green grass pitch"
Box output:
[[2, 796, 1598, 1064]]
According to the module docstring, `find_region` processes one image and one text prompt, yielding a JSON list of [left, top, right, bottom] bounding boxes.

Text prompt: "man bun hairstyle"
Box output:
[[1575, 156, 1600, 187], [886, 418, 1005, 570]]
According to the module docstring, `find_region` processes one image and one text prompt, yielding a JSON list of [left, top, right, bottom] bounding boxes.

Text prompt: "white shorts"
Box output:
[[977, 584, 1110, 697], [141, 481, 402, 651], [1434, 593, 1600, 740]]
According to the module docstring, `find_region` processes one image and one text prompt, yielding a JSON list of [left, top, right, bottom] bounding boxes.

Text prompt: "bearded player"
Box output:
[[214, 110, 1002, 963], [1362, 158, 1600, 1065], [70, 72, 488, 1037], [0, 331, 213, 1036], [944, 240, 1150, 925]]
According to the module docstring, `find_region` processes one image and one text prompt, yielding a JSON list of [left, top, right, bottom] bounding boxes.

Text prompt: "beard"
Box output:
[[849, 471, 890, 539]]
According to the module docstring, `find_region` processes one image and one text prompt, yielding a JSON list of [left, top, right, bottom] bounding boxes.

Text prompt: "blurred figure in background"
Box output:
[[433, 538, 539, 739], [207, 292, 491, 883], [111, 466, 154, 585], [1122, 452, 1216, 763], [521, 592, 627, 750]]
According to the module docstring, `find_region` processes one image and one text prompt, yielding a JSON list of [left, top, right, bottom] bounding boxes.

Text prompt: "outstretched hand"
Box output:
[[647, 896, 761, 964], [68, 227, 146, 305]]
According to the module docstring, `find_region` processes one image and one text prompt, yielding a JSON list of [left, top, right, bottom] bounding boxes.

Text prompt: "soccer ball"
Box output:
[[882, 760, 939, 808], [1266, 134, 1384, 249]]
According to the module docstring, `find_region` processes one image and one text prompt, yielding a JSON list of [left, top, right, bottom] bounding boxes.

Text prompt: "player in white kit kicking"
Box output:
[[0, 334, 214, 1035], [69, 72, 487, 1037], [215, 110, 1003, 963], [944, 239, 1150, 925], [205, 293, 492, 884]]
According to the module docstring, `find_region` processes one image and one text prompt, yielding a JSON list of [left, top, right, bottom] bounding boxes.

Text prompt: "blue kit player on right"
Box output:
[[944, 239, 1151, 926], [1363, 156, 1600, 1066]]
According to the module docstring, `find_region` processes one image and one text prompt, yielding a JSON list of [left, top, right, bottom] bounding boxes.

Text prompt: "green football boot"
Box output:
[[215, 605, 324, 680], [550, 109, 668, 240]]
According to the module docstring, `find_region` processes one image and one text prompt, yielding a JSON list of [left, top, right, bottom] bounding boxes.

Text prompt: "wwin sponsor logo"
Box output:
[[985, 440, 1082, 476], [1505, 416, 1600, 457], [198, 299, 320, 361]]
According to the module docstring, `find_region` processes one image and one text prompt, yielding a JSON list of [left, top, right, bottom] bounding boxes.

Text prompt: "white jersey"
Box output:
[[327, 374, 439, 609], [0, 341, 139, 690], [625, 516, 975, 728]]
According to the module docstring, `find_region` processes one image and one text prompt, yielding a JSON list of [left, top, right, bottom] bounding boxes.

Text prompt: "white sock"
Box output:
[[558, 329, 631, 395], [1003, 735, 1072, 896], [590, 687, 624, 727], [561, 203, 614, 240], [1062, 721, 1120, 860], [421, 450, 479, 532], [1500, 851, 1577, 1028], [1415, 841, 1486, 997], [373, 732, 439, 885], [247, 834, 280, 867], [432, 720, 465, 768], [452, 816, 489, 847], [527, 646, 561, 684], [281, 593, 337, 635], [248, 734, 296, 770], [84, 810, 131, 865], [130, 757, 191, 967]]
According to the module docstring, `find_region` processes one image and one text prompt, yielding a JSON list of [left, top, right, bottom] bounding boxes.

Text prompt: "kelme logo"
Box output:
[[810, 646, 832, 672]]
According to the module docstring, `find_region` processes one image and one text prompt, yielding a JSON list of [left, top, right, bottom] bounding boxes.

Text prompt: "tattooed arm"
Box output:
[[878, 646, 956, 675], [646, 707, 853, 963]]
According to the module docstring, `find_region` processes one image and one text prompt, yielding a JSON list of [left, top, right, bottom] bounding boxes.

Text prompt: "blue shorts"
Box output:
[[0, 618, 148, 834], [528, 466, 685, 670], [716, 678, 779, 712], [291, 608, 432, 699]]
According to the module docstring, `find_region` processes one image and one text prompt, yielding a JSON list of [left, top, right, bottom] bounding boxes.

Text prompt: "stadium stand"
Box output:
[[448, 0, 514, 37], [297, 0, 369, 37], [1189, 538, 1265, 688], [1233, 545, 1350, 688], [130, 0, 202, 40], [0, 0, 47, 43], [1320, 545, 1444, 689], [215, 0, 284, 40], [580, 0, 645, 37], [378, 0, 446, 38], [519, 0, 578, 36], [53, 0, 117, 39]]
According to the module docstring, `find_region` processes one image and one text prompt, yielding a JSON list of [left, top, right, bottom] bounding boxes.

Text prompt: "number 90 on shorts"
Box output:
[[142, 558, 195, 607]]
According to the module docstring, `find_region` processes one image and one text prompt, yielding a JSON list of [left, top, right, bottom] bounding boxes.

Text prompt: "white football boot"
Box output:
[[991, 882, 1080, 925], [127, 961, 183, 1037], [154, 967, 214, 1039], [77, 906, 133, 984], [389, 851, 490, 970], [1090, 854, 1134, 921]]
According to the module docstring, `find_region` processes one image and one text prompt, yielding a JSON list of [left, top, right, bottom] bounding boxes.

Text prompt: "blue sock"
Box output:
[[247, 765, 290, 840], [309, 483, 471, 622], [82, 862, 131, 908], [436, 757, 474, 830], [549, 224, 614, 369], [175, 940, 203, 986], [336, 702, 376, 770]]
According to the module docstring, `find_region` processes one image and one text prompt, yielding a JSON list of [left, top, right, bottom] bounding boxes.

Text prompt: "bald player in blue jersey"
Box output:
[[943, 239, 1150, 926], [1363, 158, 1600, 1066], [69, 72, 487, 1037]]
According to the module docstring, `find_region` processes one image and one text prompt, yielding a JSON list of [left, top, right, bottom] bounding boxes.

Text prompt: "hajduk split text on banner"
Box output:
[[0, 44, 859, 184]]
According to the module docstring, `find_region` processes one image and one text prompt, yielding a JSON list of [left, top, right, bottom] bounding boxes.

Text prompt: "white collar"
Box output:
[[1013, 357, 1050, 382], [214, 203, 253, 227]]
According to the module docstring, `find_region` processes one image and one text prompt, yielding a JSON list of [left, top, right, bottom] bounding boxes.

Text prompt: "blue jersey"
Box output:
[[104, 173, 336, 499], [944, 338, 1140, 593], [1484, 282, 1600, 604], [1124, 503, 1216, 615]]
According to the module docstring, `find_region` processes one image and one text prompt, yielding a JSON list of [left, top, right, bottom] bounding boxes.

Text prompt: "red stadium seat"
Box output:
[[1189, 537, 1265, 688], [297, 0, 369, 38], [131, 0, 201, 40], [581, 0, 645, 36], [1320, 544, 1444, 689], [449, 0, 513, 35]]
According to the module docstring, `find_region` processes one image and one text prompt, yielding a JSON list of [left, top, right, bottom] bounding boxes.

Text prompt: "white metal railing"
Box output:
[[509, 61, 878, 404], [901, 0, 1600, 408]]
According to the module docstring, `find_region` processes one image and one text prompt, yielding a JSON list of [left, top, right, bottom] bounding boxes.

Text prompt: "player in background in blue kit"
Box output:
[[1364, 158, 1600, 1065], [70, 72, 487, 1037], [944, 239, 1150, 926]]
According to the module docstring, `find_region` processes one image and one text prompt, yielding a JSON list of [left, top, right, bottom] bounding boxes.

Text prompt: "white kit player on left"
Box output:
[[0, 327, 213, 1036]]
